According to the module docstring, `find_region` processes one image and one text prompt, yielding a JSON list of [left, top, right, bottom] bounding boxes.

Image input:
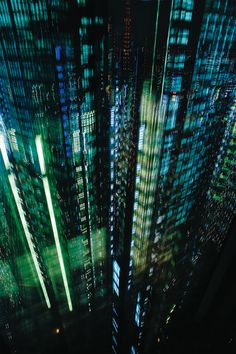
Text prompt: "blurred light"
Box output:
[[0, 134, 11, 170], [35, 135, 73, 312], [35, 135, 46, 175], [8, 173, 51, 309]]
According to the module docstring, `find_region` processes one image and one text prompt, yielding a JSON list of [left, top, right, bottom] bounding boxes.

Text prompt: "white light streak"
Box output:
[[0, 133, 51, 308], [0, 134, 11, 170], [8, 173, 51, 308], [35, 135, 46, 175]]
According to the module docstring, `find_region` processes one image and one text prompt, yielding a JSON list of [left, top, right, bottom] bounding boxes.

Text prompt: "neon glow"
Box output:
[[1, 133, 51, 308], [8, 173, 51, 309], [0, 134, 11, 169], [35, 135, 46, 175], [35, 135, 73, 311]]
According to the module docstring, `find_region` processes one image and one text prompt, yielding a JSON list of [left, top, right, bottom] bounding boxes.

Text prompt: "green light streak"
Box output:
[[8, 173, 51, 309], [35, 135, 73, 311], [1, 133, 51, 308]]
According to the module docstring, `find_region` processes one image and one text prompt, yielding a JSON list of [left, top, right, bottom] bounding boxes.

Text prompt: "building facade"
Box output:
[[0, 1, 109, 353]]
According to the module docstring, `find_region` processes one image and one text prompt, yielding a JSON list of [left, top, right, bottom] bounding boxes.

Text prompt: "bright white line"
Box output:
[[8, 173, 51, 309], [0, 134, 50, 308], [35, 135, 46, 175], [42, 176, 73, 311], [0, 134, 11, 169], [35, 135, 73, 311]]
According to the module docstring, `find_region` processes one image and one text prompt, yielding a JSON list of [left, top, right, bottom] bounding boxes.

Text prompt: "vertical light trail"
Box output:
[[0, 133, 51, 309], [35, 135, 73, 311], [129, 0, 174, 308], [150, 0, 160, 95], [159, 0, 174, 111], [8, 174, 51, 308], [0, 134, 11, 169]]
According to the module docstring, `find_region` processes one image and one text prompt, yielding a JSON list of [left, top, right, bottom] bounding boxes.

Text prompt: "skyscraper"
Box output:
[[0, 1, 109, 353], [109, 1, 236, 353], [0, 1, 235, 354]]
